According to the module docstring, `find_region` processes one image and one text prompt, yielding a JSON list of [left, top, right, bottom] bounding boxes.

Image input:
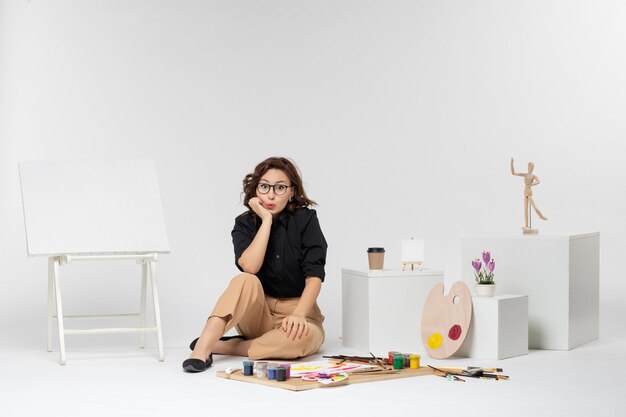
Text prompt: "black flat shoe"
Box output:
[[189, 335, 246, 351], [182, 354, 213, 373]]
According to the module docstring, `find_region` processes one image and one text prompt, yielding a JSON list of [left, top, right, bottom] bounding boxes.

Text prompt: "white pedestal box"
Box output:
[[341, 268, 443, 355], [461, 233, 599, 350], [458, 295, 528, 360]]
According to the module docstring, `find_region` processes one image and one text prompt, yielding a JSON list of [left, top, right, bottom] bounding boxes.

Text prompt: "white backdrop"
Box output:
[[1, 0, 625, 350]]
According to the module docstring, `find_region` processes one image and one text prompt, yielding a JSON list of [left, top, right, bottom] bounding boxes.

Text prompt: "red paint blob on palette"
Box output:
[[448, 324, 462, 340]]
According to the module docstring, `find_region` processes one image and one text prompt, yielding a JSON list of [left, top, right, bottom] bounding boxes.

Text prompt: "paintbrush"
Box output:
[[323, 353, 390, 369], [436, 367, 484, 376], [348, 368, 399, 376], [428, 365, 465, 382], [436, 366, 504, 374], [435, 367, 509, 380], [323, 354, 379, 360], [468, 366, 504, 373], [476, 373, 509, 381], [323, 354, 386, 364]]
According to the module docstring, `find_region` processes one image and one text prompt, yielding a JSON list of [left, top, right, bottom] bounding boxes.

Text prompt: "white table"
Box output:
[[461, 233, 599, 350], [342, 268, 443, 355]]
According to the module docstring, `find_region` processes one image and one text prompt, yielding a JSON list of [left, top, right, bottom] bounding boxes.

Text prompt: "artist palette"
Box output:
[[421, 281, 472, 359]]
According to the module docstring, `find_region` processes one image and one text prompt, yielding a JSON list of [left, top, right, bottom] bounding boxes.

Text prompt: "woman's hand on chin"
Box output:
[[249, 197, 273, 222]]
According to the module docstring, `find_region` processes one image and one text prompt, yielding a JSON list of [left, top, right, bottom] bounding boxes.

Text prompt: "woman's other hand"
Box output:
[[281, 314, 309, 340]]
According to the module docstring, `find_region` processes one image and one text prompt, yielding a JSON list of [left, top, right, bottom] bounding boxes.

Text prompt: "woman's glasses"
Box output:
[[257, 183, 292, 195]]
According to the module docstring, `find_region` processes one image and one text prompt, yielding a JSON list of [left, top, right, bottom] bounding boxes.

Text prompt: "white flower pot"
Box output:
[[476, 283, 496, 297]]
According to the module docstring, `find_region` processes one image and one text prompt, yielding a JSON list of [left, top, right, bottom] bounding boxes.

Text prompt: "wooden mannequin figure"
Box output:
[[510, 158, 548, 234]]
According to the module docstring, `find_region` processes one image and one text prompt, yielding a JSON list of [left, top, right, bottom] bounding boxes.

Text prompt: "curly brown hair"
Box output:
[[242, 157, 317, 221]]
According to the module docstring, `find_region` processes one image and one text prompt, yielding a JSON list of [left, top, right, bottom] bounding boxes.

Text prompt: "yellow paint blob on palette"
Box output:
[[427, 333, 443, 349], [421, 281, 472, 359]]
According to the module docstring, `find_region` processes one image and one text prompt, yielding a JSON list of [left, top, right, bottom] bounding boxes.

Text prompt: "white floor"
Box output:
[[2, 336, 625, 417]]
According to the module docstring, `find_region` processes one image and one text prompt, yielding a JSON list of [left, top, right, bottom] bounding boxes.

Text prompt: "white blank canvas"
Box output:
[[19, 159, 170, 256], [401, 238, 424, 262]]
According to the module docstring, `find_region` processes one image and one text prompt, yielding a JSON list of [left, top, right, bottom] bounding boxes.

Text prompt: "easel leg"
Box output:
[[148, 261, 164, 362], [47, 258, 54, 352], [51, 258, 66, 365], [139, 263, 147, 349]]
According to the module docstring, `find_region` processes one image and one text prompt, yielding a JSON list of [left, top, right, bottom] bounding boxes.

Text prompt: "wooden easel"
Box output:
[[20, 159, 170, 365], [401, 238, 424, 270], [401, 261, 424, 271]]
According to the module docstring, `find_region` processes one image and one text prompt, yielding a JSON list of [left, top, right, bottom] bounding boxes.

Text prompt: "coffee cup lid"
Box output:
[[367, 247, 385, 253]]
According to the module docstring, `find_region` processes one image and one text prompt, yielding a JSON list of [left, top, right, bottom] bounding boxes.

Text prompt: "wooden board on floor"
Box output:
[[216, 367, 434, 391]]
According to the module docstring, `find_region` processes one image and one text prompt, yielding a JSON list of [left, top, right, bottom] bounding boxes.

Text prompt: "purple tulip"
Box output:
[[482, 251, 491, 264], [488, 259, 495, 273], [472, 259, 482, 272]]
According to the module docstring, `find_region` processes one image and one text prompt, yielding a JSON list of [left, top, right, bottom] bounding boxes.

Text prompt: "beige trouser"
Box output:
[[210, 273, 325, 360]]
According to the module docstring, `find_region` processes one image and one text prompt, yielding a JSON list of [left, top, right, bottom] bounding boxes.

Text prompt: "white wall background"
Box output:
[[1, 0, 625, 350]]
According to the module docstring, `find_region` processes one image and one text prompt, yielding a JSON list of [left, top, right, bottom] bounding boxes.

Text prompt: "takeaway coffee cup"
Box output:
[[367, 247, 385, 270]]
